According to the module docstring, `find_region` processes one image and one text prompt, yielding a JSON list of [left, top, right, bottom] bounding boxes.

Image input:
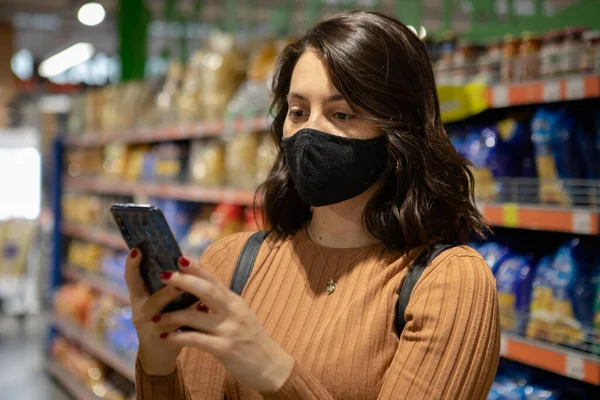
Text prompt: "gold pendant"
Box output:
[[325, 279, 336, 295]]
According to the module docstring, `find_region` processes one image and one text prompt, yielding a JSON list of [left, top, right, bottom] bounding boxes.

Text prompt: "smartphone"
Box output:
[[110, 203, 198, 313]]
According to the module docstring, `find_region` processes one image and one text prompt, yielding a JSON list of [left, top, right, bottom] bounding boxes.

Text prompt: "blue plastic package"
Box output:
[[574, 114, 599, 180], [546, 107, 585, 179], [547, 239, 587, 344], [526, 256, 554, 341], [496, 254, 536, 334], [478, 242, 511, 275]]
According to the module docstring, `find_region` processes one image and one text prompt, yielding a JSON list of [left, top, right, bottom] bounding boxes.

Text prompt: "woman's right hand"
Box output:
[[124, 248, 186, 376]]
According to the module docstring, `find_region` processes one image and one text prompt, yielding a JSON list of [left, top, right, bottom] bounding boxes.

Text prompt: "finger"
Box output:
[[152, 305, 220, 334], [142, 283, 185, 316], [178, 256, 220, 285], [162, 330, 231, 358], [124, 248, 147, 302], [161, 271, 229, 314]]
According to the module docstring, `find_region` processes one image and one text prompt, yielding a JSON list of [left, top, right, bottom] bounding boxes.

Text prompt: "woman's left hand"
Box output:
[[153, 258, 294, 393]]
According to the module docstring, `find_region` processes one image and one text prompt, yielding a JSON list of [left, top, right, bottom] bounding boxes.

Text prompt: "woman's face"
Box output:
[[283, 50, 380, 140]]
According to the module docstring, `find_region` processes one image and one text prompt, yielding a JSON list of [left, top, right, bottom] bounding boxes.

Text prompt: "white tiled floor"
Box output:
[[0, 314, 70, 400]]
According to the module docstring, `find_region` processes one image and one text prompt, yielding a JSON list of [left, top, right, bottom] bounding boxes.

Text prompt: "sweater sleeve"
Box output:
[[263, 248, 500, 400], [377, 250, 500, 400], [135, 358, 191, 400]]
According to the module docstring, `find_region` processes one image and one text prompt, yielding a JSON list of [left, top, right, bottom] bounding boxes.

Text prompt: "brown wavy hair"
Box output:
[[256, 11, 488, 252]]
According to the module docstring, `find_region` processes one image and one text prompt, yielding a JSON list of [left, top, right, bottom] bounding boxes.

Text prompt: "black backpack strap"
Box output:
[[394, 243, 455, 336], [229, 231, 270, 296]]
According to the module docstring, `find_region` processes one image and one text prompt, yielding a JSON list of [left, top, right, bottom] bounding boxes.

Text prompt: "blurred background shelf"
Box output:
[[51, 315, 135, 382], [62, 222, 126, 250], [46, 361, 101, 400], [65, 176, 257, 206], [63, 265, 130, 305], [64, 117, 268, 147]]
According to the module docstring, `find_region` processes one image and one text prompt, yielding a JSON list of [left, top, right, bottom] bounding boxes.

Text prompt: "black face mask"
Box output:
[[282, 128, 388, 207]]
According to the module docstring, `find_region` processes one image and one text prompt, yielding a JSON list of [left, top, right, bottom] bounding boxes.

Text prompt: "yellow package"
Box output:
[[189, 140, 226, 186], [0, 220, 36, 276]]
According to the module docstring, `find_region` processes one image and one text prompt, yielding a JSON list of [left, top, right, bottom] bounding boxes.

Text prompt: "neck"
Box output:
[[307, 185, 379, 249]]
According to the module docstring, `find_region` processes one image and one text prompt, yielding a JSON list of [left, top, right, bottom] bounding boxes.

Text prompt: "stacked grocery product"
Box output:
[[473, 237, 599, 355], [429, 28, 600, 86], [51, 336, 134, 400], [488, 359, 599, 399], [66, 34, 286, 136], [53, 282, 138, 359], [64, 129, 277, 190], [450, 105, 600, 207]]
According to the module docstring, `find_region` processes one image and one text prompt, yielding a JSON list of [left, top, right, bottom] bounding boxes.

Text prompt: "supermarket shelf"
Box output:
[[500, 332, 600, 385], [65, 176, 257, 205], [64, 116, 268, 147], [46, 361, 100, 400], [480, 203, 599, 234], [51, 315, 136, 382], [63, 265, 130, 304], [487, 74, 600, 108], [62, 222, 127, 250]]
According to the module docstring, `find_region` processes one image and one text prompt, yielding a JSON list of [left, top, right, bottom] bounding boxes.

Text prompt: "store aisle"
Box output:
[[0, 314, 70, 400]]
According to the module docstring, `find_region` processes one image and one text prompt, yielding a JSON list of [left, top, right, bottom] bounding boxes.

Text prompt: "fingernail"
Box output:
[[197, 303, 209, 312], [160, 271, 173, 280], [160, 333, 168, 339], [179, 256, 190, 267], [130, 249, 138, 258], [152, 315, 161, 323]]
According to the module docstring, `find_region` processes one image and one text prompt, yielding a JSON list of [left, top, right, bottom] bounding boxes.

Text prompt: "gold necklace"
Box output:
[[307, 228, 375, 295]]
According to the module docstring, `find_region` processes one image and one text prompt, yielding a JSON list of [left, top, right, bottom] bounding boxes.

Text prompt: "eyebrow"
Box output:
[[287, 92, 346, 103]]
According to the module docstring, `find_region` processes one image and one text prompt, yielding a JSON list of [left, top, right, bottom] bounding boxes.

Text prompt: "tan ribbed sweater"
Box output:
[[136, 230, 500, 399]]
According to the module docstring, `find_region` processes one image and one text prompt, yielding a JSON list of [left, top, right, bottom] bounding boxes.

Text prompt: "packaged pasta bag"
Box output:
[[224, 41, 278, 124], [546, 239, 586, 344], [495, 253, 536, 334], [0, 219, 36, 277], [463, 127, 496, 202], [225, 131, 260, 189], [531, 108, 564, 205], [526, 256, 555, 341], [256, 132, 277, 186], [188, 139, 226, 186], [477, 242, 510, 275], [201, 32, 246, 121], [178, 52, 204, 122]]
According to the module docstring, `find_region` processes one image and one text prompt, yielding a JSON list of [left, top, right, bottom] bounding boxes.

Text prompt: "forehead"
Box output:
[[289, 50, 339, 96]]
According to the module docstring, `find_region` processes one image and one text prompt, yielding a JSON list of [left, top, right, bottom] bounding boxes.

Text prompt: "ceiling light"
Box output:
[[419, 26, 427, 39], [39, 43, 95, 77], [78, 2, 105, 26], [407, 25, 418, 36]]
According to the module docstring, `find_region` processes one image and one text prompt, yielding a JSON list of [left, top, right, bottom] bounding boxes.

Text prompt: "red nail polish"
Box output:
[[160, 333, 168, 339], [152, 315, 161, 323], [179, 256, 190, 267], [130, 249, 138, 258], [160, 271, 173, 280], [197, 303, 209, 312]]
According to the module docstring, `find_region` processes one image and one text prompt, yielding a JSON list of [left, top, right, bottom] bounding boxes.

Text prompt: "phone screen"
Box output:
[[110, 204, 198, 312]]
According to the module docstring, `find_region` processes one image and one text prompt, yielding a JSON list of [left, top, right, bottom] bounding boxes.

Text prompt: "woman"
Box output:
[[127, 11, 500, 400]]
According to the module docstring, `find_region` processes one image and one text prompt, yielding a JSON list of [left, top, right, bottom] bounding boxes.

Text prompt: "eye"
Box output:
[[287, 108, 306, 120], [334, 112, 355, 121]]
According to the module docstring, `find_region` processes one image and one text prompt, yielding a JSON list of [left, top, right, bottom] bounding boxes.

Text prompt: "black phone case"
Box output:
[[110, 204, 198, 314]]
